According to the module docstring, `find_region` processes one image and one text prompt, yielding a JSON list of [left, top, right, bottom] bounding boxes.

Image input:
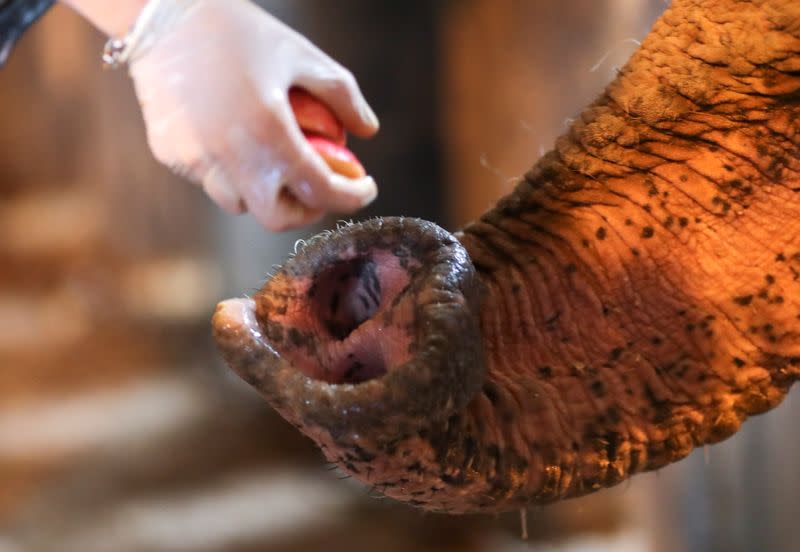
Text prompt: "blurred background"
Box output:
[[1, 1, 798, 551]]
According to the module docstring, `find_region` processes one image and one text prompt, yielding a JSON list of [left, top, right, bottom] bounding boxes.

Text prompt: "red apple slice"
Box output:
[[289, 87, 346, 145], [304, 133, 366, 180], [289, 87, 367, 179]]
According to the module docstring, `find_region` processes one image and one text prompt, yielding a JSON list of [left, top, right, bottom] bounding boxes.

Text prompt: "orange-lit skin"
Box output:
[[215, 1, 800, 515]]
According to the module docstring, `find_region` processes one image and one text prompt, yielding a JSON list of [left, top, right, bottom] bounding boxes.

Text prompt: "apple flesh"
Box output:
[[289, 87, 366, 179]]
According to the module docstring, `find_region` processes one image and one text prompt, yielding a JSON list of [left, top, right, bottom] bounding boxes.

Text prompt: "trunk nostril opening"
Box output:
[[311, 257, 382, 340]]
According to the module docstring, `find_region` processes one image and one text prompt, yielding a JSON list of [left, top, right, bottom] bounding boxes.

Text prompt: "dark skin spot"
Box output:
[[733, 294, 754, 306], [482, 382, 500, 405], [625, 218, 634, 226], [596, 227, 607, 240], [605, 432, 622, 462], [353, 445, 375, 463], [733, 357, 746, 368], [644, 384, 672, 423], [590, 380, 606, 397], [679, 217, 689, 227], [343, 361, 365, 382], [641, 226, 655, 238], [544, 311, 561, 326], [288, 327, 305, 347], [712, 196, 731, 214], [265, 322, 284, 343], [441, 473, 467, 486]]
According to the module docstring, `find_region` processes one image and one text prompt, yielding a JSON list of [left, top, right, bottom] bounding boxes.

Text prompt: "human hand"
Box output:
[[124, 0, 379, 230]]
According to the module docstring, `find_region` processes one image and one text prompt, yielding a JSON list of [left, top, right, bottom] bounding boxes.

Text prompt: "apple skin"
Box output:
[[303, 133, 366, 179], [289, 87, 366, 179]]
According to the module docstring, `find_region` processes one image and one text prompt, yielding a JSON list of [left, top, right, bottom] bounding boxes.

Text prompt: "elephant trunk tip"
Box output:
[[213, 217, 486, 454], [253, 243, 415, 385]]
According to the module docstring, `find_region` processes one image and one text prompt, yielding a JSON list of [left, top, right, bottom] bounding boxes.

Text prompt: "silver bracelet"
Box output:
[[102, 38, 129, 69], [101, 0, 170, 69]]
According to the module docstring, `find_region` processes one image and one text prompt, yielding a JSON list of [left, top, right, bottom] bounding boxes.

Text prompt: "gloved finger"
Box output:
[[145, 114, 246, 216], [287, 173, 377, 214], [202, 165, 246, 214], [271, 99, 378, 212], [294, 64, 379, 139], [222, 126, 325, 231], [242, 176, 325, 232]]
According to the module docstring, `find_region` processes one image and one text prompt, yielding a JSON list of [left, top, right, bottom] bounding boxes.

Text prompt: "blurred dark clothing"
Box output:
[[0, 0, 53, 67]]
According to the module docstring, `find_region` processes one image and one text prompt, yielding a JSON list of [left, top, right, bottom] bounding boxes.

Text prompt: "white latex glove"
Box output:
[[70, 0, 380, 231]]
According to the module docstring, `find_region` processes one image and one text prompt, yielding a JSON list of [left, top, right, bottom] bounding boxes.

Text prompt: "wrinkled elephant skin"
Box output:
[[213, 0, 800, 514]]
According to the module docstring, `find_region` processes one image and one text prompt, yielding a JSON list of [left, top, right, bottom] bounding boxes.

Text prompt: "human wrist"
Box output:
[[99, 0, 204, 69], [59, 0, 150, 37]]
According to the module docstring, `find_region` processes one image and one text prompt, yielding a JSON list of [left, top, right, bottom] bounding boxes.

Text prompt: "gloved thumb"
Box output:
[[297, 69, 380, 139]]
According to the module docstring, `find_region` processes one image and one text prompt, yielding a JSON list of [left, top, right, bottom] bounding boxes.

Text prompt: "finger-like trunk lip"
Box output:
[[213, 217, 486, 442]]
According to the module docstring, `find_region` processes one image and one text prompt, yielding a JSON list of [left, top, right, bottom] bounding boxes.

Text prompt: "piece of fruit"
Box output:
[[289, 87, 366, 179], [289, 87, 346, 145], [304, 134, 366, 179]]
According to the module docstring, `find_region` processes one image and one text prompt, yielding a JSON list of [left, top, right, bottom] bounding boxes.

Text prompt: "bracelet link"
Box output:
[[100, 0, 171, 70], [102, 38, 129, 70]]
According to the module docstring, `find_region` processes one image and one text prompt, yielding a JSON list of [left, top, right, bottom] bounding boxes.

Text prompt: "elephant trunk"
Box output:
[[213, 0, 800, 513]]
